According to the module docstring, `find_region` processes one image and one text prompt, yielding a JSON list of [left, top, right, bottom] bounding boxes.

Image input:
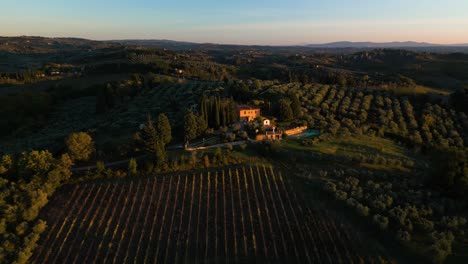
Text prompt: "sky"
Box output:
[[1, 0, 468, 45]]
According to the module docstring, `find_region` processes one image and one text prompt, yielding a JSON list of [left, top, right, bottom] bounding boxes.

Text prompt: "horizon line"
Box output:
[[1, 35, 468, 47]]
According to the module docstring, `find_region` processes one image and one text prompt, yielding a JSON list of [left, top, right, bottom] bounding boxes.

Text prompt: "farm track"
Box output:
[[33, 165, 384, 263]]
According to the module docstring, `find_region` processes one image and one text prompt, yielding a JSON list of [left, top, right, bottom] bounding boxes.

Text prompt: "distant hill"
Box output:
[[113, 39, 462, 49], [110, 39, 199, 48], [110, 39, 468, 53], [2, 36, 468, 52], [305, 41, 468, 48], [108, 39, 275, 51], [0, 36, 119, 54]]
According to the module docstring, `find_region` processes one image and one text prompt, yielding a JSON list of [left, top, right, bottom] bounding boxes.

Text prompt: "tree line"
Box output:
[[0, 130, 95, 263], [199, 95, 237, 128]]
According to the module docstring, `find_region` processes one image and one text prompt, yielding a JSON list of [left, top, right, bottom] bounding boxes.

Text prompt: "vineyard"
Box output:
[[32, 165, 385, 263]]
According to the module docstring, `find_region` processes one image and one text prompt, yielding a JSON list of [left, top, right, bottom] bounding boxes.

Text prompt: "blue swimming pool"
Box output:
[[290, 129, 320, 139]]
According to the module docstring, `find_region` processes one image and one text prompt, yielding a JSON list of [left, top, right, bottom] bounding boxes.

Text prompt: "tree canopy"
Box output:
[[431, 147, 468, 196], [65, 132, 94, 161], [156, 113, 172, 146], [278, 99, 294, 121], [184, 110, 199, 147]]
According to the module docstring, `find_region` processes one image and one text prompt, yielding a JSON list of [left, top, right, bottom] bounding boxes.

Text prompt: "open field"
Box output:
[[282, 135, 424, 172], [32, 165, 387, 263], [285, 135, 407, 157], [391, 85, 450, 96]]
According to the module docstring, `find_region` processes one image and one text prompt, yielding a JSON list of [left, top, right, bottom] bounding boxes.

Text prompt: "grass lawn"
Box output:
[[389, 85, 451, 96], [360, 163, 411, 172], [281, 134, 425, 172], [285, 135, 407, 158]]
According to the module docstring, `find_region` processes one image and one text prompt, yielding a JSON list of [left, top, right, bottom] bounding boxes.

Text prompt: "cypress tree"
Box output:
[[222, 104, 227, 126], [156, 113, 172, 146], [200, 95, 208, 124], [197, 115, 208, 136], [154, 141, 167, 169], [104, 83, 115, 109], [140, 114, 160, 156], [278, 99, 294, 121], [228, 100, 237, 123], [215, 96, 221, 127], [209, 96, 215, 127], [184, 110, 198, 148], [128, 158, 138, 176], [289, 92, 303, 117]]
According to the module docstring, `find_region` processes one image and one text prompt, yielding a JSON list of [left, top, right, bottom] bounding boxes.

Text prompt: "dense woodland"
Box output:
[[0, 37, 467, 263]]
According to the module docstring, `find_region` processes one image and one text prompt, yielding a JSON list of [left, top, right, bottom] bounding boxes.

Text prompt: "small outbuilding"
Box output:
[[255, 127, 282, 141]]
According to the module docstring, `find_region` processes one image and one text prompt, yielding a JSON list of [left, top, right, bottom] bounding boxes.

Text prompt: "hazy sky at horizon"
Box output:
[[1, 0, 468, 45]]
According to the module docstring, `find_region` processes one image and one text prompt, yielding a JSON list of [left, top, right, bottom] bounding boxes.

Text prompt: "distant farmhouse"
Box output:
[[238, 106, 260, 122]]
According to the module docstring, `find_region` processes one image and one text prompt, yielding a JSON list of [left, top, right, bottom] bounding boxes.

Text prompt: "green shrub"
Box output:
[[15, 222, 28, 236], [65, 132, 95, 161], [373, 214, 389, 230], [415, 217, 434, 232], [441, 216, 467, 230], [0, 154, 13, 175], [428, 232, 455, 264], [396, 229, 411, 242], [323, 181, 336, 192], [356, 203, 370, 217], [334, 190, 348, 201], [346, 198, 358, 208], [128, 158, 138, 176], [389, 206, 407, 226]]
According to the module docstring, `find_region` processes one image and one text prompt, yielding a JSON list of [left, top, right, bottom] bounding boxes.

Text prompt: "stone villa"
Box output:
[[239, 106, 261, 122]]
